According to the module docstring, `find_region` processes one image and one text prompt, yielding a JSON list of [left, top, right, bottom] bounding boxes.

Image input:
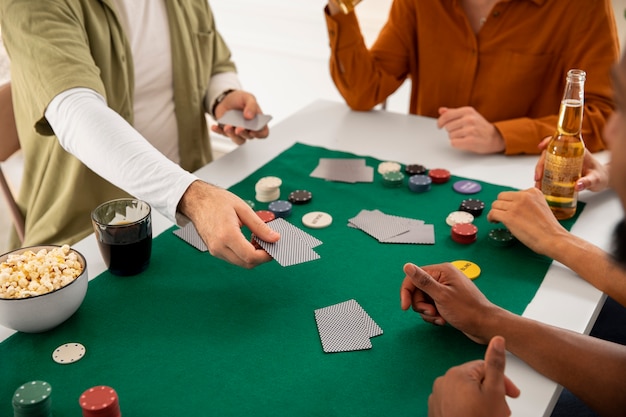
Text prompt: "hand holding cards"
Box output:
[[217, 109, 272, 131]]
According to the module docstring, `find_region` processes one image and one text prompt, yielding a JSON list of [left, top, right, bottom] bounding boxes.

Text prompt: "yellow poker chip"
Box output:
[[451, 260, 481, 280]]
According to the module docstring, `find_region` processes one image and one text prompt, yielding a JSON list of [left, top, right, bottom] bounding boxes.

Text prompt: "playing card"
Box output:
[[173, 222, 208, 252], [217, 109, 272, 131], [253, 218, 321, 267], [314, 299, 382, 353]]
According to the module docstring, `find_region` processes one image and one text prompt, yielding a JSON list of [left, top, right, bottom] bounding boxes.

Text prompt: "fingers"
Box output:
[[484, 336, 521, 399], [403, 263, 443, 299]]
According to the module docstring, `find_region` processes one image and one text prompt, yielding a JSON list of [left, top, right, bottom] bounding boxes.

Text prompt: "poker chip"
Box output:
[[377, 161, 402, 175], [488, 228, 516, 247], [288, 189, 313, 205], [405, 164, 427, 176], [268, 200, 293, 218], [52, 342, 86, 364], [302, 211, 333, 229], [445, 211, 474, 226], [244, 199, 255, 209], [453, 180, 482, 195], [255, 210, 276, 223], [79, 386, 121, 417], [428, 168, 451, 184], [255, 176, 282, 202], [451, 260, 481, 280], [408, 174, 432, 193], [381, 171, 404, 187], [459, 198, 485, 217], [451, 223, 478, 244], [12, 381, 52, 417]]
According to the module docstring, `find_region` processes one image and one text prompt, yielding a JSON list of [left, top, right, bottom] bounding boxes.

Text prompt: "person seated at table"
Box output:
[[0, 0, 279, 268], [399, 51, 626, 415], [323, 0, 619, 155]]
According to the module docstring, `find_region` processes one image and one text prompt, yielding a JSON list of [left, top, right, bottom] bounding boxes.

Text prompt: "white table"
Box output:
[[1, 99, 620, 416]]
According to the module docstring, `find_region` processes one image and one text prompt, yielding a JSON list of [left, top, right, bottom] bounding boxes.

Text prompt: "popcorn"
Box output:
[[0, 245, 84, 299]]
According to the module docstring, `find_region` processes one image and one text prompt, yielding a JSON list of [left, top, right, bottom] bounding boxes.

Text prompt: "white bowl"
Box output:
[[0, 245, 88, 333]]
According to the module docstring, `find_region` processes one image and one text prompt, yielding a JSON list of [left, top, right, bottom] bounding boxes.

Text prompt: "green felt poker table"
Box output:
[[0, 100, 618, 416]]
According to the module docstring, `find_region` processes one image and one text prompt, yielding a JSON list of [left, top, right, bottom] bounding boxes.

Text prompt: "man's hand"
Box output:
[[428, 336, 520, 417], [178, 180, 279, 268], [487, 188, 567, 257], [212, 90, 270, 145], [437, 106, 505, 154], [400, 262, 499, 344]]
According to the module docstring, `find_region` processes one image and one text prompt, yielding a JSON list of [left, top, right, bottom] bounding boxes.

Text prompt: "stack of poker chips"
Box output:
[[12, 381, 52, 417], [268, 200, 293, 218], [459, 198, 485, 217], [79, 386, 121, 417], [451, 223, 478, 244], [408, 174, 432, 193], [255, 176, 282, 202]]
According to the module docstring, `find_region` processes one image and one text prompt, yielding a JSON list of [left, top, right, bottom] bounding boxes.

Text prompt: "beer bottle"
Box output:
[[541, 69, 586, 220]]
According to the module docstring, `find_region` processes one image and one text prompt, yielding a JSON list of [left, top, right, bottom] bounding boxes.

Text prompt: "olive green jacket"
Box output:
[[0, 0, 236, 248]]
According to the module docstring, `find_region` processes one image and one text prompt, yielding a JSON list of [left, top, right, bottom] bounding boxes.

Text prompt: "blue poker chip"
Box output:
[[408, 175, 432, 193], [268, 200, 293, 218], [453, 180, 482, 195]]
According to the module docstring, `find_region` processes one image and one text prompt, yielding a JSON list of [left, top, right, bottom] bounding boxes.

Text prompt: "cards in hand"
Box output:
[[314, 299, 383, 353], [217, 109, 272, 131], [252, 218, 322, 267]]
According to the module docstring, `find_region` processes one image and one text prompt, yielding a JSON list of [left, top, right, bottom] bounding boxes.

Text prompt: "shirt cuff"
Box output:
[[205, 72, 242, 116]]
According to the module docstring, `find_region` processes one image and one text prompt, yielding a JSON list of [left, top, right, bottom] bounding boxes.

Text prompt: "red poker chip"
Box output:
[[428, 168, 451, 184], [255, 210, 276, 223], [79, 386, 120, 417], [451, 223, 478, 244]]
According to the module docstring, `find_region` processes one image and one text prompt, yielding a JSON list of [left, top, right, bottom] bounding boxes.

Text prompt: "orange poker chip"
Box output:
[[428, 168, 451, 184], [255, 210, 276, 223]]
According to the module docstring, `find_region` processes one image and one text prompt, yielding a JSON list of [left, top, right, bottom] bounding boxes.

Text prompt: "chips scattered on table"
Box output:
[[52, 342, 86, 364]]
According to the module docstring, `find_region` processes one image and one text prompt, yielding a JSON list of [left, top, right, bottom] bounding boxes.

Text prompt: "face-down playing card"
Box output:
[[252, 218, 322, 267], [314, 299, 383, 353]]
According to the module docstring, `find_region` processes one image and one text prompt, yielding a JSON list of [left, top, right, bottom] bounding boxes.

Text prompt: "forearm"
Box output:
[[324, 9, 403, 110], [485, 310, 626, 416], [544, 233, 626, 306], [46, 88, 197, 222]]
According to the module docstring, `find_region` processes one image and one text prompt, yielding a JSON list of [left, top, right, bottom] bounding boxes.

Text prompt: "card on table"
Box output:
[[173, 222, 208, 252], [217, 109, 272, 131], [314, 299, 383, 353]]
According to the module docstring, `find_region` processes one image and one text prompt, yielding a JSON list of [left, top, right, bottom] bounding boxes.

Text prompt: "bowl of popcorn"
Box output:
[[0, 245, 88, 333]]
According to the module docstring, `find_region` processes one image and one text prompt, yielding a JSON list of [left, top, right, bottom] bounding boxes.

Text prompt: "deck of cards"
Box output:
[[252, 218, 322, 267], [314, 299, 383, 353], [348, 209, 435, 244], [310, 158, 374, 183]]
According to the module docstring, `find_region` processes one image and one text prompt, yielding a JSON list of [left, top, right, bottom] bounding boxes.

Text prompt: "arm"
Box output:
[[487, 188, 626, 305], [400, 262, 626, 416], [47, 88, 278, 268], [324, 0, 411, 110]]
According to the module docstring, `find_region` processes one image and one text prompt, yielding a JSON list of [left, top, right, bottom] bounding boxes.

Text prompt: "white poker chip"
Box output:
[[377, 161, 401, 175], [52, 342, 86, 364], [446, 211, 474, 227], [255, 176, 282, 192], [302, 211, 333, 229]]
